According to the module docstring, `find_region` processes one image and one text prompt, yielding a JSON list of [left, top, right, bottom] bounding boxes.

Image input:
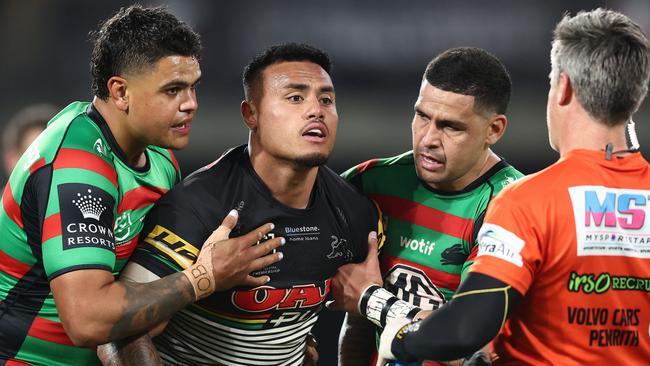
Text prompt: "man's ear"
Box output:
[[556, 72, 573, 106], [486, 114, 507, 146], [241, 100, 258, 131], [107, 76, 129, 112]]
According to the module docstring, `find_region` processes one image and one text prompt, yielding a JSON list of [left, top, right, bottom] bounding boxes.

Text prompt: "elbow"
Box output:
[[61, 318, 109, 347]]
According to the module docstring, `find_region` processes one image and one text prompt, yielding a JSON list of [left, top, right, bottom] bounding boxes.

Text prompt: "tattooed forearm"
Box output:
[[108, 272, 194, 341], [98, 334, 163, 366]]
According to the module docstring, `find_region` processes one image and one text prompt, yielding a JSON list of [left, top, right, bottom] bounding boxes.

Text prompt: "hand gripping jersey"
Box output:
[[0, 102, 180, 366], [471, 150, 650, 365], [128, 145, 382, 366]]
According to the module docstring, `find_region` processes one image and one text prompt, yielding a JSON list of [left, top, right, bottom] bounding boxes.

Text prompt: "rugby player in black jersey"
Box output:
[[103, 43, 383, 366]]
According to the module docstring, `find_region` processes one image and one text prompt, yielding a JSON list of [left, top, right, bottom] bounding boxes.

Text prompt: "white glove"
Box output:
[[376, 317, 418, 366]]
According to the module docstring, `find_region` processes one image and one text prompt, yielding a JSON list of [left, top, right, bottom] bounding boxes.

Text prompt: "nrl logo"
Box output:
[[72, 189, 107, 221], [114, 211, 133, 242]]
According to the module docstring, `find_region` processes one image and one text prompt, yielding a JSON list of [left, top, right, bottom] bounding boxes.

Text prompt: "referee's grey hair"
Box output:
[[550, 8, 650, 126]]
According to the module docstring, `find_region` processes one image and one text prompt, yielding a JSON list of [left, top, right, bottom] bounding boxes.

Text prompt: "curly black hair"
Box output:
[[242, 42, 332, 101], [90, 4, 202, 99]]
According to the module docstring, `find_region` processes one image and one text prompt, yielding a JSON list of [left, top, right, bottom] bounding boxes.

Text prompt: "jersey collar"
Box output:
[[421, 158, 510, 196], [86, 103, 151, 172]]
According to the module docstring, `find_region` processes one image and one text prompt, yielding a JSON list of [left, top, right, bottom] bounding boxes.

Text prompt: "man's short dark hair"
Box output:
[[424, 47, 512, 115], [90, 4, 202, 99], [242, 43, 332, 101]]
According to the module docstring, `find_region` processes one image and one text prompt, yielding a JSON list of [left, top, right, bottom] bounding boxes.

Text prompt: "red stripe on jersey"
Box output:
[[28, 158, 46, 174], [54, 148, 117, 187], [370, 194, 473, 241], [116, 234, 139, 260], [0, 249, 32, 278], [42, 213, 61, 243], [380, 254, 460, 292], [117, 186, 167, 213], [2, 182, 23, 229], [167, 149, 180, 173], [356, 159, 378, 174], [6, 359, 30, 366], [27, 316, 75, 346]]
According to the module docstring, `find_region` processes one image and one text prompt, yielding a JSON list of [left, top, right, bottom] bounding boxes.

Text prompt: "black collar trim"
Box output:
[[422, 158, 509, 196], [86, 103, 150, 172]]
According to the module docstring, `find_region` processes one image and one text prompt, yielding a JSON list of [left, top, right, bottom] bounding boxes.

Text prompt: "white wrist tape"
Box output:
[[359, 285, 421, 327]]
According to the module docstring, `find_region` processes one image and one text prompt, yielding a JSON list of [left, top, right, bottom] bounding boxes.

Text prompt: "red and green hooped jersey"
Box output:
[[0, 102, 180, 366], [342, 151, 522, 309]]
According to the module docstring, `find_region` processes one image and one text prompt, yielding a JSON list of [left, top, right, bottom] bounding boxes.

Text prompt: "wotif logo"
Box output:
[[400, 236, 435, 255], [72, 189, 107, 221], [584, 190, 646, 229]]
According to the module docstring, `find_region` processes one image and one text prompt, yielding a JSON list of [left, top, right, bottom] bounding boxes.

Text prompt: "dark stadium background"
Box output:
[[1, 1, 648, 365]]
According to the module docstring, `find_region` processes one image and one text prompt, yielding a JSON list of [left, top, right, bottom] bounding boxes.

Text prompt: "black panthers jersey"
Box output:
[[129, 145, 383, 366]]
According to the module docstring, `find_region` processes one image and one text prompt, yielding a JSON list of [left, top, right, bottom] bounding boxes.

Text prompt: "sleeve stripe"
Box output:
[[28, 158, 46, 174], [2, 182, 23, 229], [0, 249, 32, 278], [53, 148, 117, 187], [117, 186, 167, 213], [27, 316, 74, 346], [116, 234, 139, 260], [356, 159, 378, 174], [42, 213, 61, 243]]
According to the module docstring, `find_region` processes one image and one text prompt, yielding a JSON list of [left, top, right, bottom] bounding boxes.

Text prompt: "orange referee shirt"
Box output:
[[470, 149, 650, 365]]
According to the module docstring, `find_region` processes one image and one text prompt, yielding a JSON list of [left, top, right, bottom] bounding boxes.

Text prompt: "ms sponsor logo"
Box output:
[[569, 186, 650, 258]]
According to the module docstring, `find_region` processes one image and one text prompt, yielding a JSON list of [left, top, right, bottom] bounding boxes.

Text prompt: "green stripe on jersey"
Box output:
[[16, 336, 100, 366]]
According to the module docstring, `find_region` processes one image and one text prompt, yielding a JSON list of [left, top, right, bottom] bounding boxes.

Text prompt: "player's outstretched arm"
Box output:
[[51, 211, 284, 347], [376, 273, 521, 365]]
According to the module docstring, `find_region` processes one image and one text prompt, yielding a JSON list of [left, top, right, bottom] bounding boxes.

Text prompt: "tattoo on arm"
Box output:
[[108, 272, 193, 341], [98, 334, 162, 366]]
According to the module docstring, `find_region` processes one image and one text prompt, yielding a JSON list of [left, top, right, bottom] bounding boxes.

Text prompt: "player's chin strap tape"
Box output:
[[358, 284, 422, 328]]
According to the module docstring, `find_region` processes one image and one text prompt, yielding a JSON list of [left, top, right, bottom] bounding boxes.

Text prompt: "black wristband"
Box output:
[[380, 296, 399, 327], [406, 307, 421, 321]]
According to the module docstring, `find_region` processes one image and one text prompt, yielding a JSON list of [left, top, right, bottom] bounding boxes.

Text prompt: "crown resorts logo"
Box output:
[[72, 189, 107, 221]]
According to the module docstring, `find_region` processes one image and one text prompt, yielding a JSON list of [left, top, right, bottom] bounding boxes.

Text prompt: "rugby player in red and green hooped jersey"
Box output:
[[0, 6, 283, 366], [335, 48, 523, 366]]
